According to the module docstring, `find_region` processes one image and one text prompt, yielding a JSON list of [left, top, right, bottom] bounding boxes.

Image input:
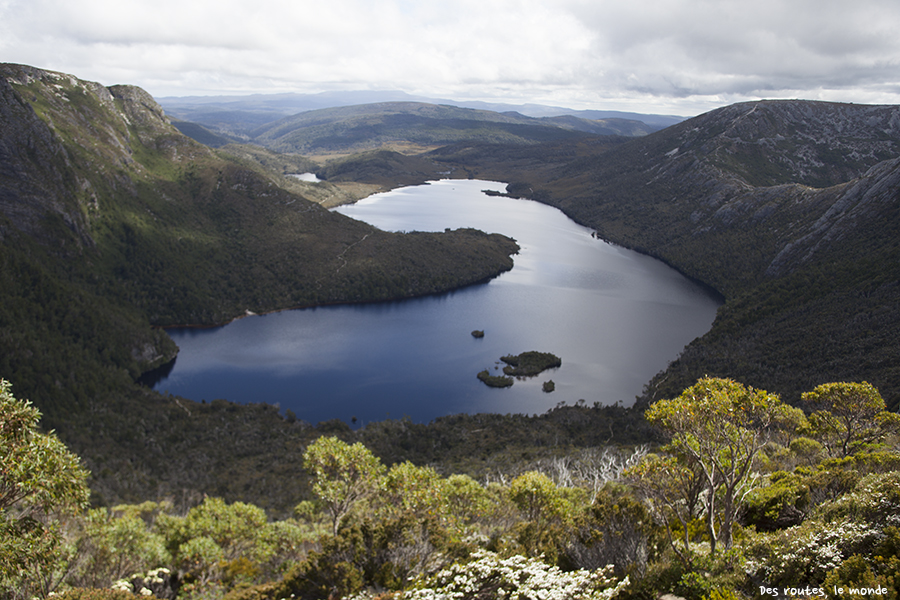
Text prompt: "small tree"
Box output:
[[0, 379, 90, 597], [302, 436, 385, 536], [625, 453, 704, 568], [801, 382, 900, 458], [643, 377, 786, 555], [508, 470, 577, 560]]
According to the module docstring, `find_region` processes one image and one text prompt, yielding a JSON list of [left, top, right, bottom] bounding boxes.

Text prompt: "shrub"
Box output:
[[54, 590, 139, 600], [401, 550, 628, 600], [741, 471, 808, 531], [819, 471, 900, 528], [823, 554, 896, 600], [743, 518, 880, 587], [566, 483, 653, 577]]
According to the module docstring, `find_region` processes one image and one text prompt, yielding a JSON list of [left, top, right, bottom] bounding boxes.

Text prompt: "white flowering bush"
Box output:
[[741, 470, 900, 588], [743, 518, 880, 586], [393, 550, 628, 600], [819, 471, 900, 527], [111, 567, 173, 599]]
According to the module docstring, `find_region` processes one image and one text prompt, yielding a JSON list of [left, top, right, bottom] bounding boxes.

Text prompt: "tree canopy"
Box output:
[[642, 377, 788, 555], [302, 436, 385, 536], [0, 379, 90, 593], [801, 381, 900, 457]]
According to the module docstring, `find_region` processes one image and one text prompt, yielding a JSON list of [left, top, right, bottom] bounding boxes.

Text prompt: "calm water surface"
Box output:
[[151, 180, 721, 425]]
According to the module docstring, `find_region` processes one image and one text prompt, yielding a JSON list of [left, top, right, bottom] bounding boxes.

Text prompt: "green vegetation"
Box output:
[[801, 382, 900, 458], [3, 377, 900, 600], [477, 369, 514, 388], [302, 437, 385, 536], [0, 380, 90, 596], [476, 352, 562, 388], [638, 378, 787, 556], [501, 351, 562, 377]]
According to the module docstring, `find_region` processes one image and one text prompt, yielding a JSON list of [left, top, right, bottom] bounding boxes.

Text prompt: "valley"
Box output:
[[4, 62, 900, 600], [2, 63, 900, 515]]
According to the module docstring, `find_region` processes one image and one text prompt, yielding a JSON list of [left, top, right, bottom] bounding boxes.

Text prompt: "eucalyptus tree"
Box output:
[[0, 379, 90, 596], [302, 436, 386, 536], [801, 381, 900, 458], [643, 377, 788, 555]]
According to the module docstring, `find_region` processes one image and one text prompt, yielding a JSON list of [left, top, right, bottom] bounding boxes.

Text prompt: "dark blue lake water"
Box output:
[[150, 180, 721, 425]]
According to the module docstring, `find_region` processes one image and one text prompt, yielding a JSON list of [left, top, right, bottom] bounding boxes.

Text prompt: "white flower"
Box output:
[[111, 580, 134, 593]]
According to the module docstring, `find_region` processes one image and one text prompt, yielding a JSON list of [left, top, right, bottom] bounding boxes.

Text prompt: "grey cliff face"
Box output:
[[0, 74, 84, 246], [0, 63, 209, 249]]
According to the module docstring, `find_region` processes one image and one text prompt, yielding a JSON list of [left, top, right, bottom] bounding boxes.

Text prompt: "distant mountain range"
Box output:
[[159, 89, 685, 126], [159, 92, 685, 152]]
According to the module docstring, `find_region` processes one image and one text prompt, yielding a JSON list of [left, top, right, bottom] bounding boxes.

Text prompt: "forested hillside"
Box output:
[[0, 64, 519, 505], [426, 100, 900, 408]]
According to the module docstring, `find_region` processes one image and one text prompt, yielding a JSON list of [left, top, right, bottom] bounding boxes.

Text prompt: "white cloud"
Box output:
[[2, 0, 900, 115]]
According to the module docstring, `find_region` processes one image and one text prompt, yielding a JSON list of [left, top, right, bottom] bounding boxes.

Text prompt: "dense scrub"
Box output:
[[4, 376, 900, 600]]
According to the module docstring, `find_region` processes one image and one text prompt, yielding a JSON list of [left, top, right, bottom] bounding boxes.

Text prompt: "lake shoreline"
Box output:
[[149, 260, 514, 332], [150, 179, 721, 423]]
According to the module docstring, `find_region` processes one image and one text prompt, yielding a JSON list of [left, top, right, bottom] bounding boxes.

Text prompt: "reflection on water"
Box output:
[[151, 180, 721, 425]]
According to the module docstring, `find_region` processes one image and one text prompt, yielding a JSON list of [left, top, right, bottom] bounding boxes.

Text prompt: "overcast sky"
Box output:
[[2, 0, 900, 116]]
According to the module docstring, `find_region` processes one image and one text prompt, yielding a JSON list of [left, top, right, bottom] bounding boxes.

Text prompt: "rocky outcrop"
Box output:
[[0, 73, 84, 246], [764, 156, 900, 277], [0, 63, 214, 249], [666, 100, 900, 188]]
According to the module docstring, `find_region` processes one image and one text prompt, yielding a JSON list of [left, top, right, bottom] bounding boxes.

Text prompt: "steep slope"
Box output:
[[0, 64, 519, 505], [0, 67, 91, 245], [433, 100, 900, 407], [547, 101, 900, 294]]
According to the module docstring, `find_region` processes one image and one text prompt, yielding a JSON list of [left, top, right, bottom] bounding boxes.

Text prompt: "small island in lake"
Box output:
[[477, 369, 513, 388], [476, 351, 562, 388], [500, 351, 562, 377]]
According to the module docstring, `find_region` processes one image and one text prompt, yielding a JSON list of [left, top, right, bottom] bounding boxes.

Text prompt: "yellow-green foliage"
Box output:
[[643, 377, 788, 555], [0, 379, 90, 596], [802, 382, 900, 458], [5, 376, 900, 600], [53, 590, 138, 600]]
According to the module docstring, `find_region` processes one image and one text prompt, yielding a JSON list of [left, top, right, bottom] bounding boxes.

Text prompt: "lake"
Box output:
[[149, 180, 721, 425]]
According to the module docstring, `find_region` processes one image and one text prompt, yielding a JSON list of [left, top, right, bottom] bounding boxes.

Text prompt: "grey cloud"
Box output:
[[2, 0, 900, 115]]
